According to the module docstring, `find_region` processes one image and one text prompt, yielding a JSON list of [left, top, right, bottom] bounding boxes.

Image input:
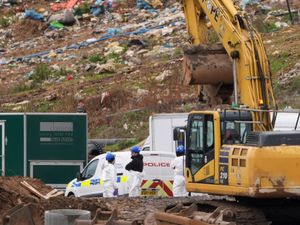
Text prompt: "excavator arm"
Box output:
[[181, 0, 277, 130]]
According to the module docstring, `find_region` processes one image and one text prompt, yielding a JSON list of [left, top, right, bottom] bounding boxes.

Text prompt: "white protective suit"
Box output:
[[170, 155, 188, 197], [102, 161, 118, 197], [128, 170, 144, 197]]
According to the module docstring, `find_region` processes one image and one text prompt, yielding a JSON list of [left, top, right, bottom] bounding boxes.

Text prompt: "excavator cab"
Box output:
[[185, 110, 252, 185]]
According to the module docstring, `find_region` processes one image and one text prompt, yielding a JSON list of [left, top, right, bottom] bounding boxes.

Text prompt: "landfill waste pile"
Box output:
[[0, 176, 218, 225], [0, 0, 300, 225], [0, 0, 300, 139]]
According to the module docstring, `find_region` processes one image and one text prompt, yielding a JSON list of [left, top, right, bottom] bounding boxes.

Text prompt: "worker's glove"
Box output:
[[113, 189, 118, 196]]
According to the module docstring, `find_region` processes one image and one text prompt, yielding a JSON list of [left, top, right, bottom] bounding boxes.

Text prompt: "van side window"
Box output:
[[81, 159, 99, 180]]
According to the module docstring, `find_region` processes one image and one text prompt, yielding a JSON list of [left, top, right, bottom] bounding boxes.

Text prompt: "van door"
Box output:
[[141, 152, 162, 196], [141, 152, 175, 197], [114, 154, 130, 195], [76, 158, 104, 197], [158, 153, 175, 196]]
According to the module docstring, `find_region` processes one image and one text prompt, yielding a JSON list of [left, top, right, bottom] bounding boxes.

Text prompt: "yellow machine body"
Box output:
[[184, 111, 300, 198]]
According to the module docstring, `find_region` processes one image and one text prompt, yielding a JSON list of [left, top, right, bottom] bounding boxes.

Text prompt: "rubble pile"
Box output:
[[0, 176, 212, 225]]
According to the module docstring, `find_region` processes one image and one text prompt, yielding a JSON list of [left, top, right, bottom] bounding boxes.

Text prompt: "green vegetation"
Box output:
[[173, 47, 182, 58], [181, 103, 193, 112], [32, 64, 52, 84], [10, 64, 73, 95], [0, 17, 9, 28], [289, 76, 300, 93], [11, 81, 34, 94], [269, 51, 290, 74], [262, 22, 280, 33], [89, 50, 125, 64], [74, 1, 90, 15], [253, 17, 280, 33], [89, 109, 151, 139], [89, 53, 106, 63], [283, 13, 299, 24], [208, 30, 219, 43], [32, 64, 72, 84], [102, 139, 139, 152], [106, 52, 123, 64]]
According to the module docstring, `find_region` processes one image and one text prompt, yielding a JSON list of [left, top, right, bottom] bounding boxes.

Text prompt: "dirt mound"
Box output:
[[0, 176, 110, 225], [12, 19, 47, 41], [0, 176, 52, 217]]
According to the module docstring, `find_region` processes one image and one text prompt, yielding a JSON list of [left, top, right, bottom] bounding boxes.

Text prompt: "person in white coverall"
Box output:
[[170, 145, 188, 197], [125, 146, 144, 197], [102, 152, 118, 197]]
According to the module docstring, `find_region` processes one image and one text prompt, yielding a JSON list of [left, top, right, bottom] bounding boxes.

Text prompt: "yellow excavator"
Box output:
[[179, 0, 300, 199], [152, 0, 300, 224]]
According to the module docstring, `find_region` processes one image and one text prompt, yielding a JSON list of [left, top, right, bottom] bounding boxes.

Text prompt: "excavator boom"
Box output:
[[182, 0, 277, 131]]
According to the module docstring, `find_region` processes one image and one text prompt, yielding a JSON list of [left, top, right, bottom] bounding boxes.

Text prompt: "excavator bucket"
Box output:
[[183, 44, 233, 105]]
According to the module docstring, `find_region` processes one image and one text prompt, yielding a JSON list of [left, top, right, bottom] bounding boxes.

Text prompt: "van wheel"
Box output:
[[68, 193, 75, 197]]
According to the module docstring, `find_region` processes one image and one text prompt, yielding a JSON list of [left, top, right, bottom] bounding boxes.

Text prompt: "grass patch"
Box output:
[[0, 17, 9, 28], [74, 0, 90, 15], [102, 139, 139, 152], [269, 51, 290, 74], [11, 64, 74, 94], [252, 16, 280, 33], [288, 76, 300, 92], [106, 52, 123, 64], [32, 64, 52, 84], [89, 53, 106, 63], [173, 47, 182, 58], [11, 81, 35, 94], [89, 109, 151, 139], [83, 86, 98, 95]]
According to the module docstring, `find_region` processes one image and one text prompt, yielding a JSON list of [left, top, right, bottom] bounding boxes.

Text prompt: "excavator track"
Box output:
[[146, 198, 300, 225]]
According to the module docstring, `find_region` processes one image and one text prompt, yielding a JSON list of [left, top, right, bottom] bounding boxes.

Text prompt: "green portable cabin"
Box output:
[[0, 113, 87, 188]]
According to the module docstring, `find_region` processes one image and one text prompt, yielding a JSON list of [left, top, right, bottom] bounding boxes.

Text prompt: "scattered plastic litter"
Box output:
[[50, 21, 64, 29], [2, 5, 185, 64], [24, 9, 44, 21], [136, 0, 152, 9], [51, 0, 80, 11], [107, 28, 122, 35]]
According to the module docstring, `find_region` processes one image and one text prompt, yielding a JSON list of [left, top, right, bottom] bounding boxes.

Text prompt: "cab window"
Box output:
[[188, 115, 214, 175], [221, 122, 251, 144], [81, 159, 99, 180]]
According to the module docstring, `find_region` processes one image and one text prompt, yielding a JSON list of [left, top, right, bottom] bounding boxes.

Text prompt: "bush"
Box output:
[[106, 52, 123, 63], [74, 1, 90, 15], [32, 64, 52, 84], [0, 17, 9, 28], [89, 53, 106, 63]]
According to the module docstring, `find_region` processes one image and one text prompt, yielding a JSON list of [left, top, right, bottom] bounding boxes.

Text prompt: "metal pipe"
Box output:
[[295, 113, 300, 130], [286, 0, 294, 25], [232, 59, 238, 105]]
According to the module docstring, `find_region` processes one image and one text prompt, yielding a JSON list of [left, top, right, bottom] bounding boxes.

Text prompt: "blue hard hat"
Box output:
[[176, 145, 185, 154], [130, 146, 141, 153], [105, 152, 115, 161]]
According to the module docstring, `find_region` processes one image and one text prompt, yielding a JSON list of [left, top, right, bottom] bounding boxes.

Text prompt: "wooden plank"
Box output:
[[44, 189, 58, 199], [45, 190, 64, 199], [20, 181, 46, 199]]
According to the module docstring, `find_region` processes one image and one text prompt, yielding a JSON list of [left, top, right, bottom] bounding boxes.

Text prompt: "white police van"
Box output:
[[65, 151, 175, 197]]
